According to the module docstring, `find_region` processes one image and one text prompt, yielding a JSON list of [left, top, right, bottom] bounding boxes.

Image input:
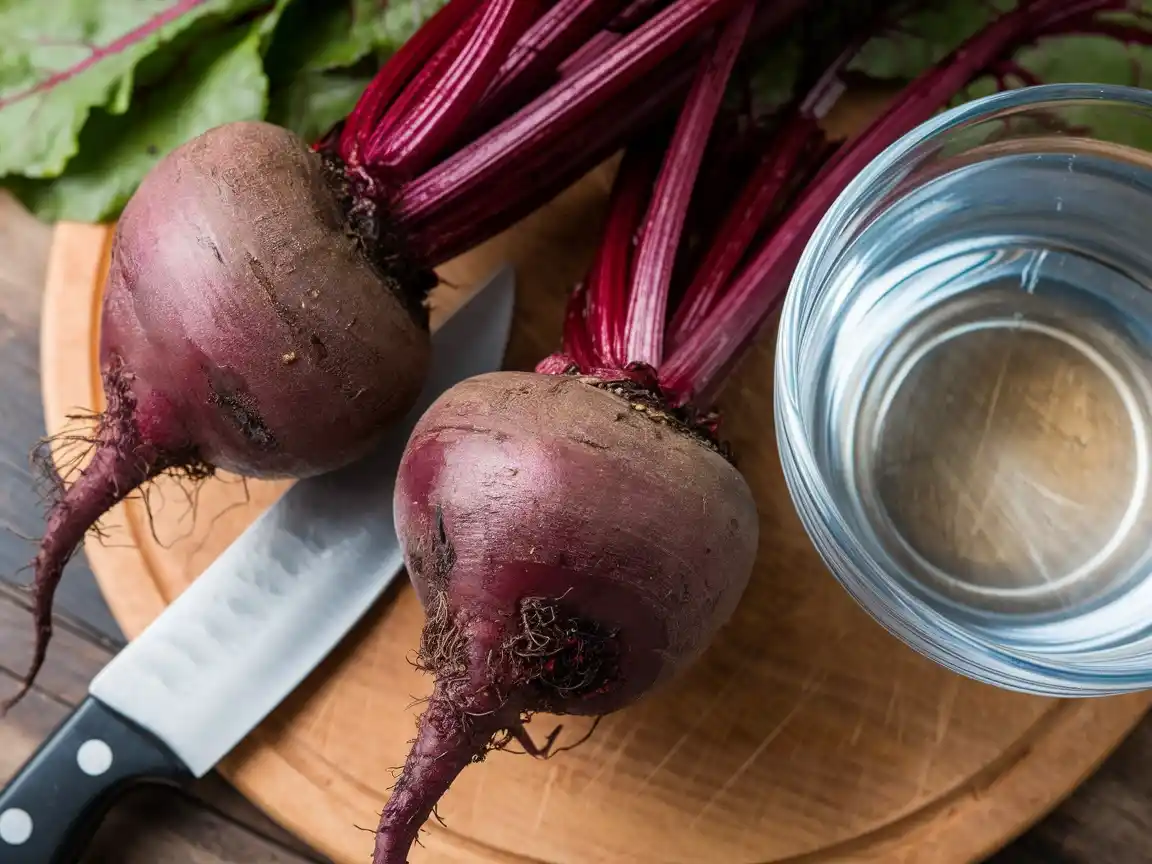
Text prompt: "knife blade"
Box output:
[[0, 265, 515, 864]]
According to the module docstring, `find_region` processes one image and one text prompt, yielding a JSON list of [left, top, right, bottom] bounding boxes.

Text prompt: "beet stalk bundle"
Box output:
[[12, 0, 823, 709], [380, 0, 1136, 860]]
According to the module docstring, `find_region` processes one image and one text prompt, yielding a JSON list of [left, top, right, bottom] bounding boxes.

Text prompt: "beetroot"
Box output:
[[373, 0, 1131, 859], [15, 0, 819, 708], [383, 372, 757, 863], [22, 121, 434, 710], [103, 122, 433, 480]]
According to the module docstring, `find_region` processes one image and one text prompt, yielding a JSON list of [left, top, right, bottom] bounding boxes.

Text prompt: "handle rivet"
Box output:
[[77, 739, 114, 777], [0, 808, 32, 845]]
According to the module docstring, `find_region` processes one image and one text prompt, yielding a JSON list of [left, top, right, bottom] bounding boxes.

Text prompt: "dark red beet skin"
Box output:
[[379, 371, 757, 862], [102, 121, 430, 478]]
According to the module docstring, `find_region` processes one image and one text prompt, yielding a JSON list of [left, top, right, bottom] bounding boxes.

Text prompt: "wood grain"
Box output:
[[37, 159, 1152, 864], [991, 717, 1152, 863], [0, 194, 120, 641]]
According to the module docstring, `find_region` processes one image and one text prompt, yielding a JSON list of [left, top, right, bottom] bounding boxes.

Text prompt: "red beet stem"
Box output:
[[659, 0, 1117, 403], [359, 9, 485, 173], [667, 49, 849, 349], [338, 0, 480, 167], [559, 29, 622, 77], [610, 0, 676, 30], [562, 278, 599, 368], [5, 438, 157, 711], [406, 61, 693, 265], [336, 0, 814, 261], [363, 0, 541, 180], [622, 2, 753, 367], [582, 141, 662, 366], [471, 0, 632, 131], [665, 114, 774, 287], [397, 0, 813, 265], [394, 0, 751, 234], [666, 120, 819, 349], [541, 0, 673, 79], [371, 681, 507, 864]]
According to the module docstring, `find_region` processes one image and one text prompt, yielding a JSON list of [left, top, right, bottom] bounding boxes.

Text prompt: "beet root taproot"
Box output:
[[376, 371, 758, 863], [11, 121, 433, 709]]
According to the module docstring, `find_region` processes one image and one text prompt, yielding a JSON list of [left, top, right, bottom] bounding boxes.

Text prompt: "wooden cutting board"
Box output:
[[39, 95, 1152, 864]]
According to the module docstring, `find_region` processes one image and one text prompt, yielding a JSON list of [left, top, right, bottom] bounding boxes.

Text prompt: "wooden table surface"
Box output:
[[1, 190, 1151, 864]]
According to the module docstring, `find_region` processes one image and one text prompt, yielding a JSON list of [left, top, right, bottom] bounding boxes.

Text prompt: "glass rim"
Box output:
[[775, 83, 1152, 696], [785, 83, 1152, 362]]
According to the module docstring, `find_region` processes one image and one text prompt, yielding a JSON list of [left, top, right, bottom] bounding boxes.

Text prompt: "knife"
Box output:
[[0, 265, 516, 863]]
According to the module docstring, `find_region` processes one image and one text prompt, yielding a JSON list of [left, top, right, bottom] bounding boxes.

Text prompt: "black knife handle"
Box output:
[[0, 695, 192, 863]]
